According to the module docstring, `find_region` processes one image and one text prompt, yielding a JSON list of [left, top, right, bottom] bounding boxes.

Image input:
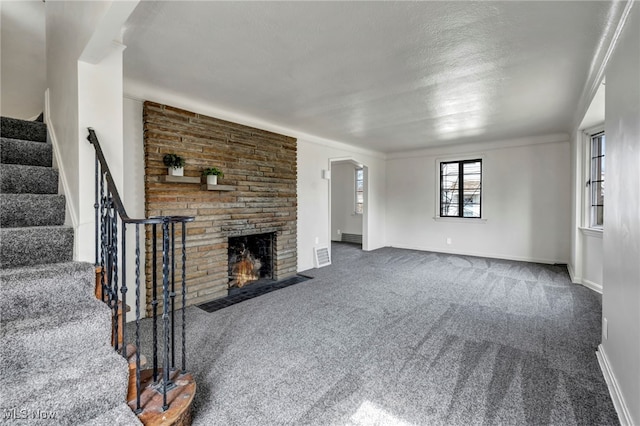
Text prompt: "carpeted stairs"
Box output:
[[0, 116, 141, 425]]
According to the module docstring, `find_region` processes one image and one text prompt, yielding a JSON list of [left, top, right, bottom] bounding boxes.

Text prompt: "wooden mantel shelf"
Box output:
[[159, 175, 234, 191], [202, 184, 234, 191], [160, 175, 200, 184]]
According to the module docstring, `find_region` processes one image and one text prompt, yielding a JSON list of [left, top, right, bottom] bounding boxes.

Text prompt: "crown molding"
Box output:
[[387, 133, 569, 160]]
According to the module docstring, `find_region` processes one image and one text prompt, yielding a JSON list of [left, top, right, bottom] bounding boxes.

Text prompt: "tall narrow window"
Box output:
[[590, 132, 605, 227], [440, 159, 482, 218], [355, 168, 364, 214]]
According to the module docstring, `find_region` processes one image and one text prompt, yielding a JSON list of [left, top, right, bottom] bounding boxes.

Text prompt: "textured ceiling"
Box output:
[[123, 1, 613, 153]]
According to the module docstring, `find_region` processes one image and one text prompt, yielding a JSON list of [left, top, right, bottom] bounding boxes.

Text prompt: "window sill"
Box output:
[[580, 227, 603, 238], [433, 217, 487, 224]]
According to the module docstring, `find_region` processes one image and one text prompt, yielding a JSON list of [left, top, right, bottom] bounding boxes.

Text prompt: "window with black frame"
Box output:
[[440, 159, 482, 218], [590, 132, 605, 227], [355, 168, 364, 214]]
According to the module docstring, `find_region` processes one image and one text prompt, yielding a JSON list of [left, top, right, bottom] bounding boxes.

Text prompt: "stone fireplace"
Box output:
[[143, 101, 297, 312]]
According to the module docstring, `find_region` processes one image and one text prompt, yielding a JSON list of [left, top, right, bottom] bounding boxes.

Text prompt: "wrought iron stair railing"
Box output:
[[87, 128, 195, 416]]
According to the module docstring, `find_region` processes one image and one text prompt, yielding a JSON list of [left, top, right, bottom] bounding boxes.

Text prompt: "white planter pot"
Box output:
[[168, 167, 184, 177], [206, 175, 218, 185]]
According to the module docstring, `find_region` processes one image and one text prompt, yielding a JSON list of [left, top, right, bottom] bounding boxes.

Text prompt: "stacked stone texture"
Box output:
[[144, 102, 297, 311]]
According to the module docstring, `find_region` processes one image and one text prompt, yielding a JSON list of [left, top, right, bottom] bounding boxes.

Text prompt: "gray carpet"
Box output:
[[0, 117, 47, 142], [0, 116, 139, 425], [130, 242, 618, 425]]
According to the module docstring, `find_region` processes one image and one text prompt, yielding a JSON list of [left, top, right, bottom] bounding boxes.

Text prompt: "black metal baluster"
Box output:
[[106, 197, 114, 311], [170, 221, 176, 369], [162, 219, 171, 411], [100, 172, 107, 304], [94, 156, 99, 266], [181, 220, 187, 373], [135, 224, 142, 413], [121, 222, 127, 358], [112, 201, 119, 353], [152, 223, 159, 382]]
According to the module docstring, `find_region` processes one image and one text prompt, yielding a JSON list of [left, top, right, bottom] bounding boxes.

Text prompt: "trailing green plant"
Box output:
[[202, 167, 224, 178], [163, 153, 185, 169]]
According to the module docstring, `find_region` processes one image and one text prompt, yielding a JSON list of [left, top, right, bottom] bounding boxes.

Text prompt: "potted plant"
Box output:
[[163, 153, 185, 176], [202, 167, 224, 185]]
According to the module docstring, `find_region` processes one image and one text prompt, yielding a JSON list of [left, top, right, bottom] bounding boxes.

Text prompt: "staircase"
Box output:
[[0, 116, 141, 425]]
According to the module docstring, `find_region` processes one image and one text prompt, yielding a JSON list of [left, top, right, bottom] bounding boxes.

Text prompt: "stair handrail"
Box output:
[[87, 128, 195, 415], [87, 128, 141, 224]]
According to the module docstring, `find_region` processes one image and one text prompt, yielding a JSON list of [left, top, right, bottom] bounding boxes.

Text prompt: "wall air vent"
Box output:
[[341, 233, 363, 244], [314, 246, 331, 268]]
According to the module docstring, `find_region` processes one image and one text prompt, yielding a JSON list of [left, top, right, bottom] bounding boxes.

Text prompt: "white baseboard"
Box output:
[[567, 263, 577, 282], [44, 89, 79, 258], [567, 264, 603, 294], [387, 242, 564, 265], [596, 345, 634, 426], [580, 278, 603, 294]]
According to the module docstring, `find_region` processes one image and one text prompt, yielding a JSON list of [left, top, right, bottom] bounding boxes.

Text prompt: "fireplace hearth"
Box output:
[[228, 232, 275, 291]]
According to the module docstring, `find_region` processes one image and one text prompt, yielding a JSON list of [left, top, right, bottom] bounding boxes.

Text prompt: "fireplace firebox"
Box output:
[[228, 232, 275, 291]]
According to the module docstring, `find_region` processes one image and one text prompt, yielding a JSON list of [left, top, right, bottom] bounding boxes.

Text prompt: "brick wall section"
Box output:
[[143, 101, 297, 312]]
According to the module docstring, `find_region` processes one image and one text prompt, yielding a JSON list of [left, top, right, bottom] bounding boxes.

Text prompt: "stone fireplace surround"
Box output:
[[143, 101, 297, 312]]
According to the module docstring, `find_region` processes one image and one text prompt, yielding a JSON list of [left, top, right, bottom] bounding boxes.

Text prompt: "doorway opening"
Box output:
[[329, 158, 368, 254]]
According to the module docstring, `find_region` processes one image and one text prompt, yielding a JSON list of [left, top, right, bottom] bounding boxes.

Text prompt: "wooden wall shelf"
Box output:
[[203, 184, 234, 191], [160, 175, 200, 184], [159, 175, 234, 191]]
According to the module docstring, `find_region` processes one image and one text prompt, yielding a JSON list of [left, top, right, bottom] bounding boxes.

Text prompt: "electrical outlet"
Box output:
[[315, 237, 319, 244], [337, 229, 341, 235], [446, 237, 452, 245], [603, 317, 608, 340]]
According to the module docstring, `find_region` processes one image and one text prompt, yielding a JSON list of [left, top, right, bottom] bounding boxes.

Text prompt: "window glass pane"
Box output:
[[441, 203, 458, 217], [441, 184, 458, 216], [592, 139, 599, 157], [355, 168, 364, 214], [463, 177, 481, 192], [442, 176, 459, 190], [463, 161, 481, 175], [463, 191, 480, 204], [593, 205, 603, 226], [589, 133, 605, 227], [591, 181, 604, 206], [440, 159, 481, 218], [592, 157, 603, 182], [442, 190, 458, 204], [441, 163, 459, 177], [463, 204, 480, 218]]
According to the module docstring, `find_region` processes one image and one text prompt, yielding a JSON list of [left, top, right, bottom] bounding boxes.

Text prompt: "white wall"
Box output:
[[46, 1, 137, 261], [76, 45, 126, 262], [297, 140, 386, 271], [123, 97, 146, 317], [46, 1, 113, 243], [331, 162, 363, 241], [386, 136, 571, 264], [601, 4, 640, 424], [581, 232, 603, 290], [1, 1, 46, 119]]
